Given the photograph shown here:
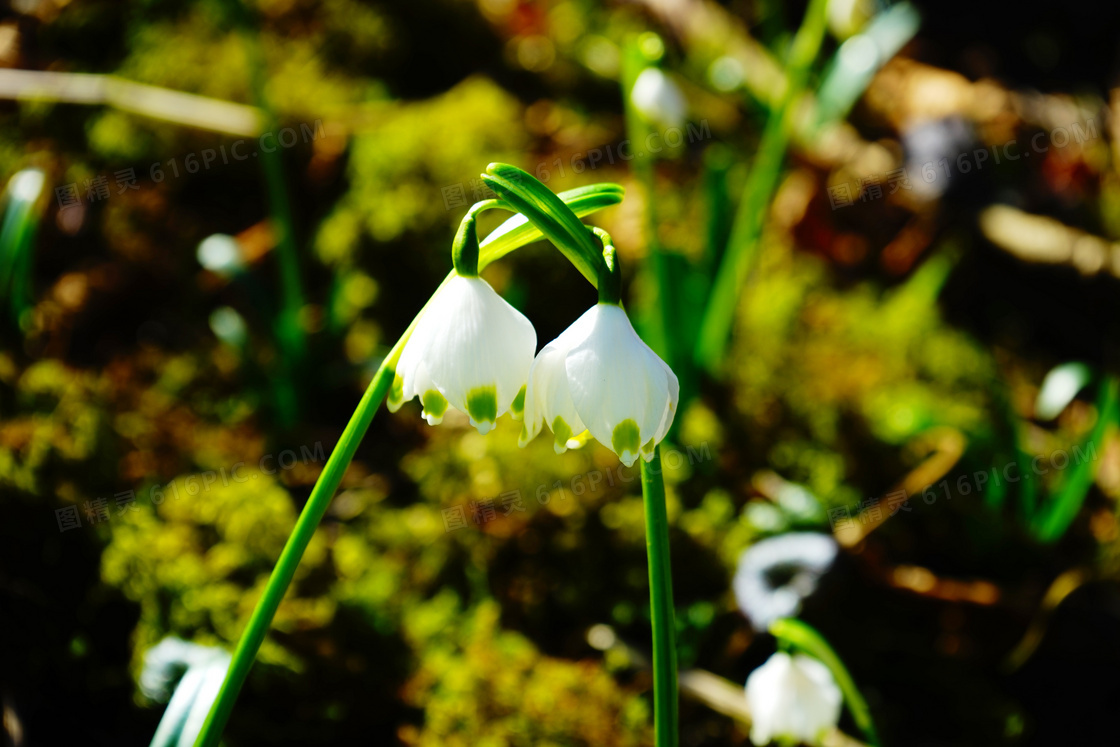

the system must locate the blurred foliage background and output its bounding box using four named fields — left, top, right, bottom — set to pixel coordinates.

left=4, top=0, right=1120, bottom=745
